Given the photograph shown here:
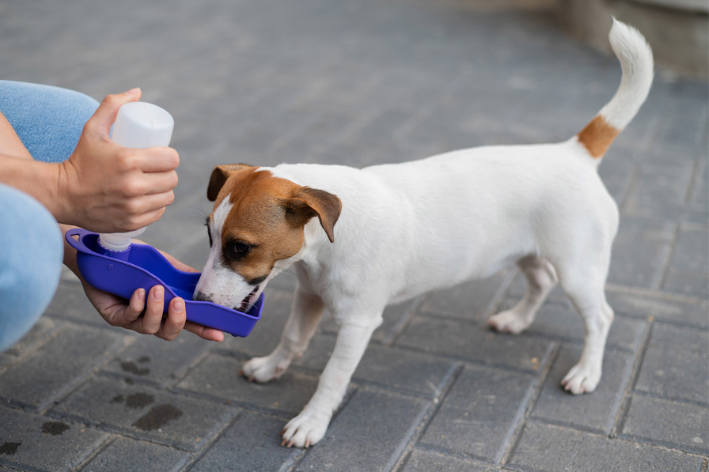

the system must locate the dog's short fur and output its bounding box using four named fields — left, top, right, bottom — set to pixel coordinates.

left=195, top=20, right=653, bottom=448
